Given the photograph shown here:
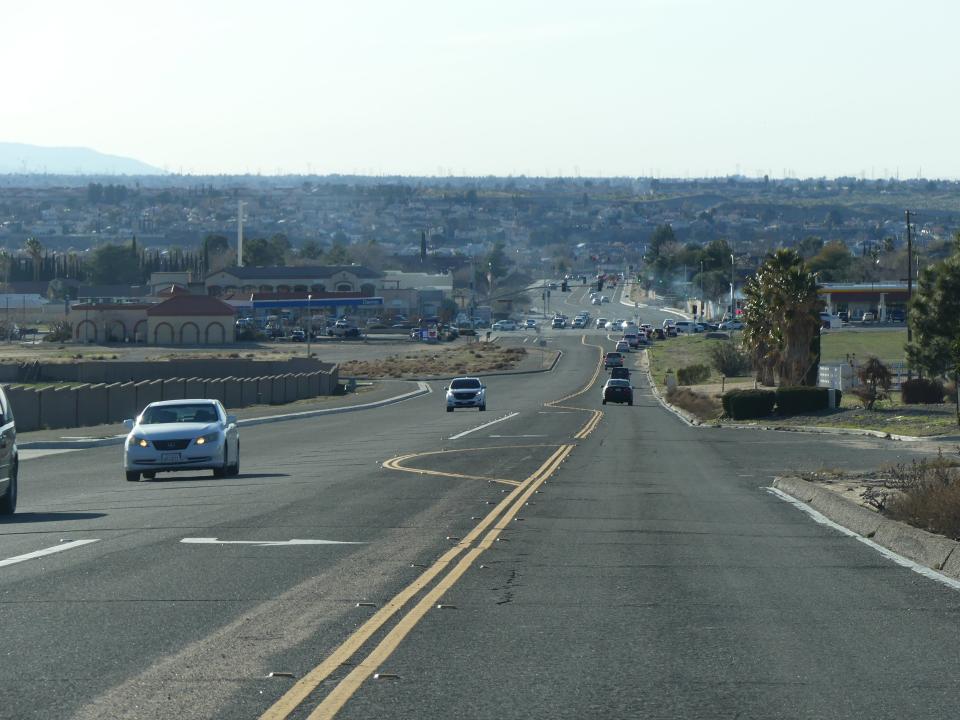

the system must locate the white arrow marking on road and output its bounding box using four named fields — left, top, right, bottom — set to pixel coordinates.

left=447, top=412, right=519, bottom=440
left=0, top=539, right=99, bottom=568
left=180, top=538, right=365, bottom=546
